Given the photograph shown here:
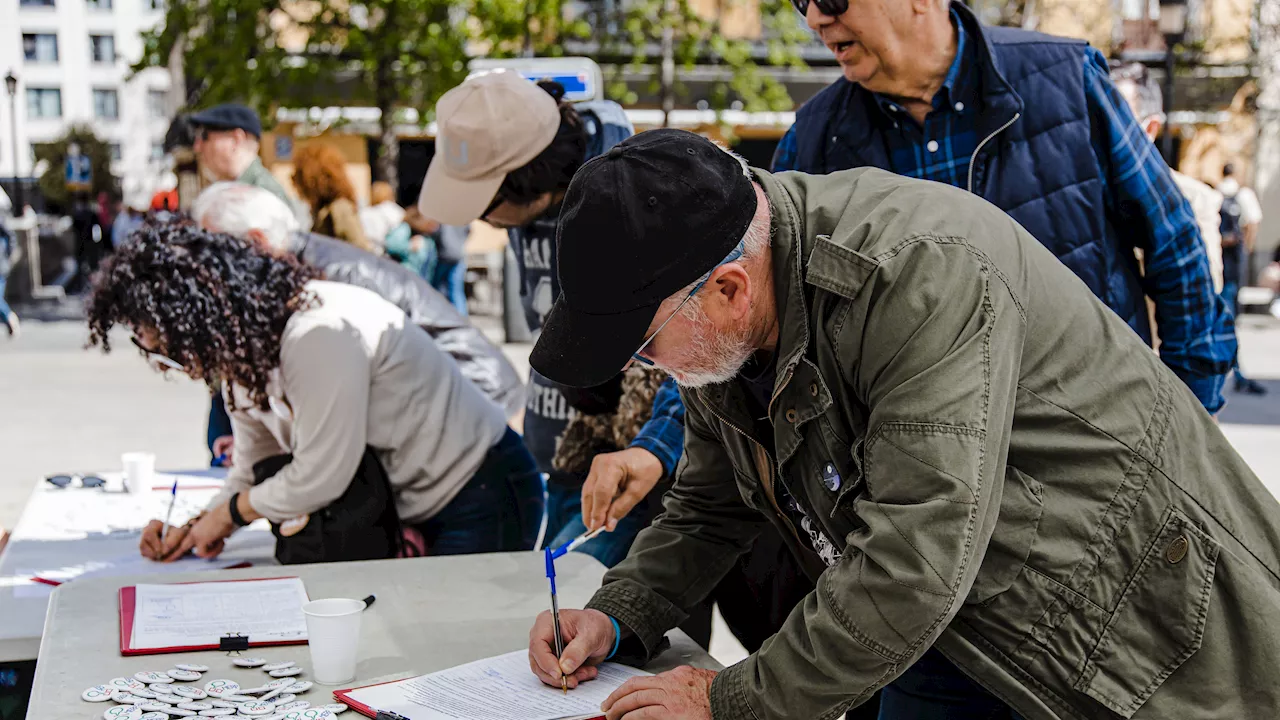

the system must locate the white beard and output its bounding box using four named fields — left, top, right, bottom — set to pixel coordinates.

left=660, top=303, right=756, bottom=389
